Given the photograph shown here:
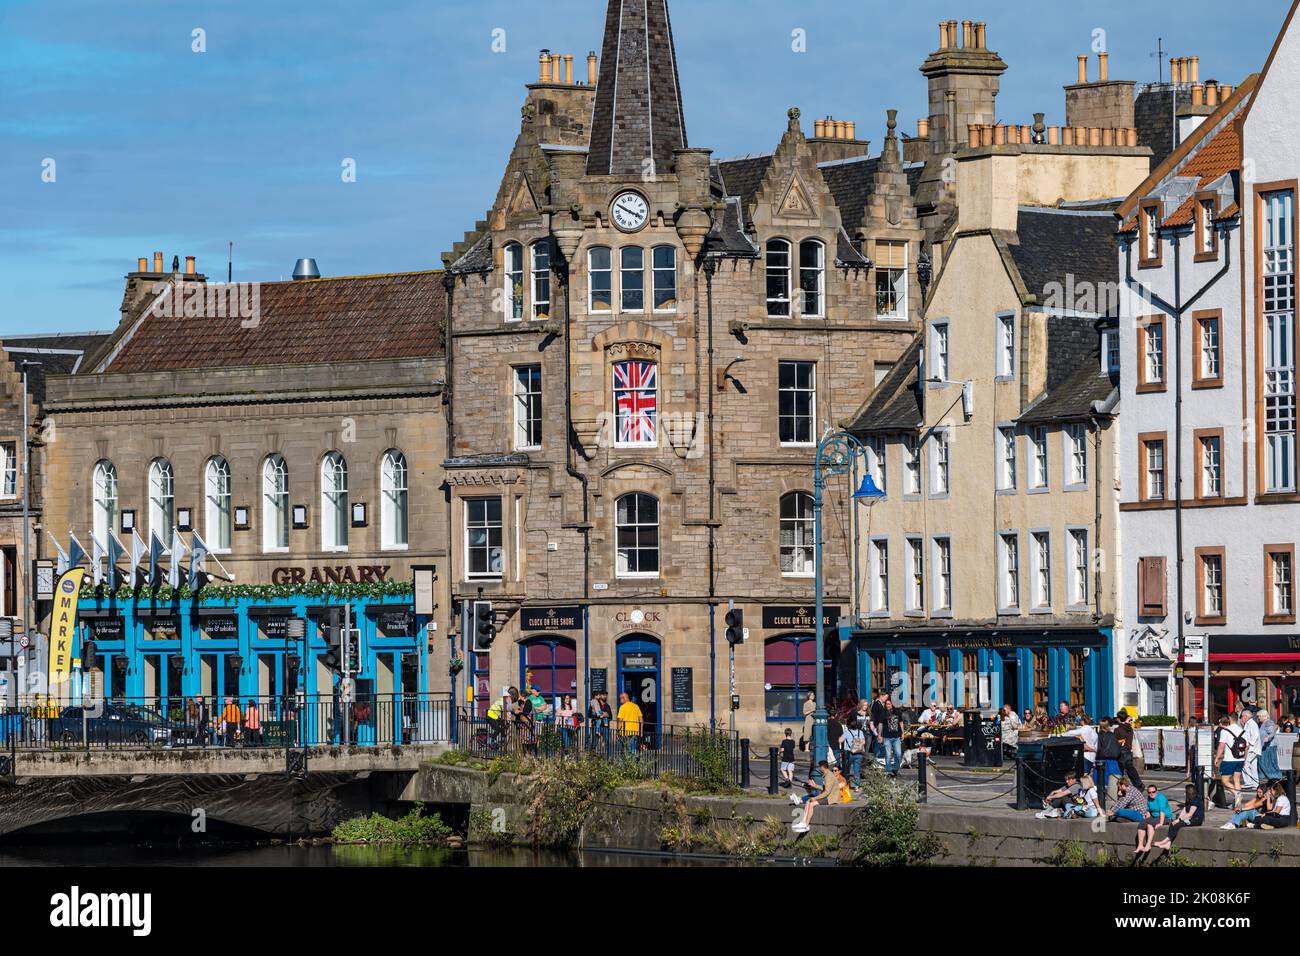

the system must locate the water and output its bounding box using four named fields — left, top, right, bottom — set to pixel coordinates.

left=0, top=842, right=770, bottom=868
